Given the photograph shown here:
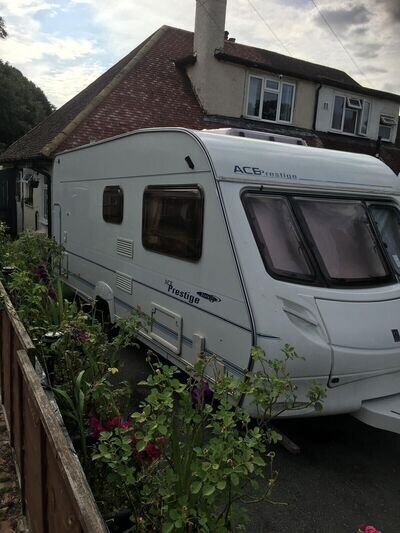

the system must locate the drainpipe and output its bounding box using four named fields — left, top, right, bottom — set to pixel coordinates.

left=313, top=84, right=322, bottom=131
left=375, top=136, right=382, bottom=159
